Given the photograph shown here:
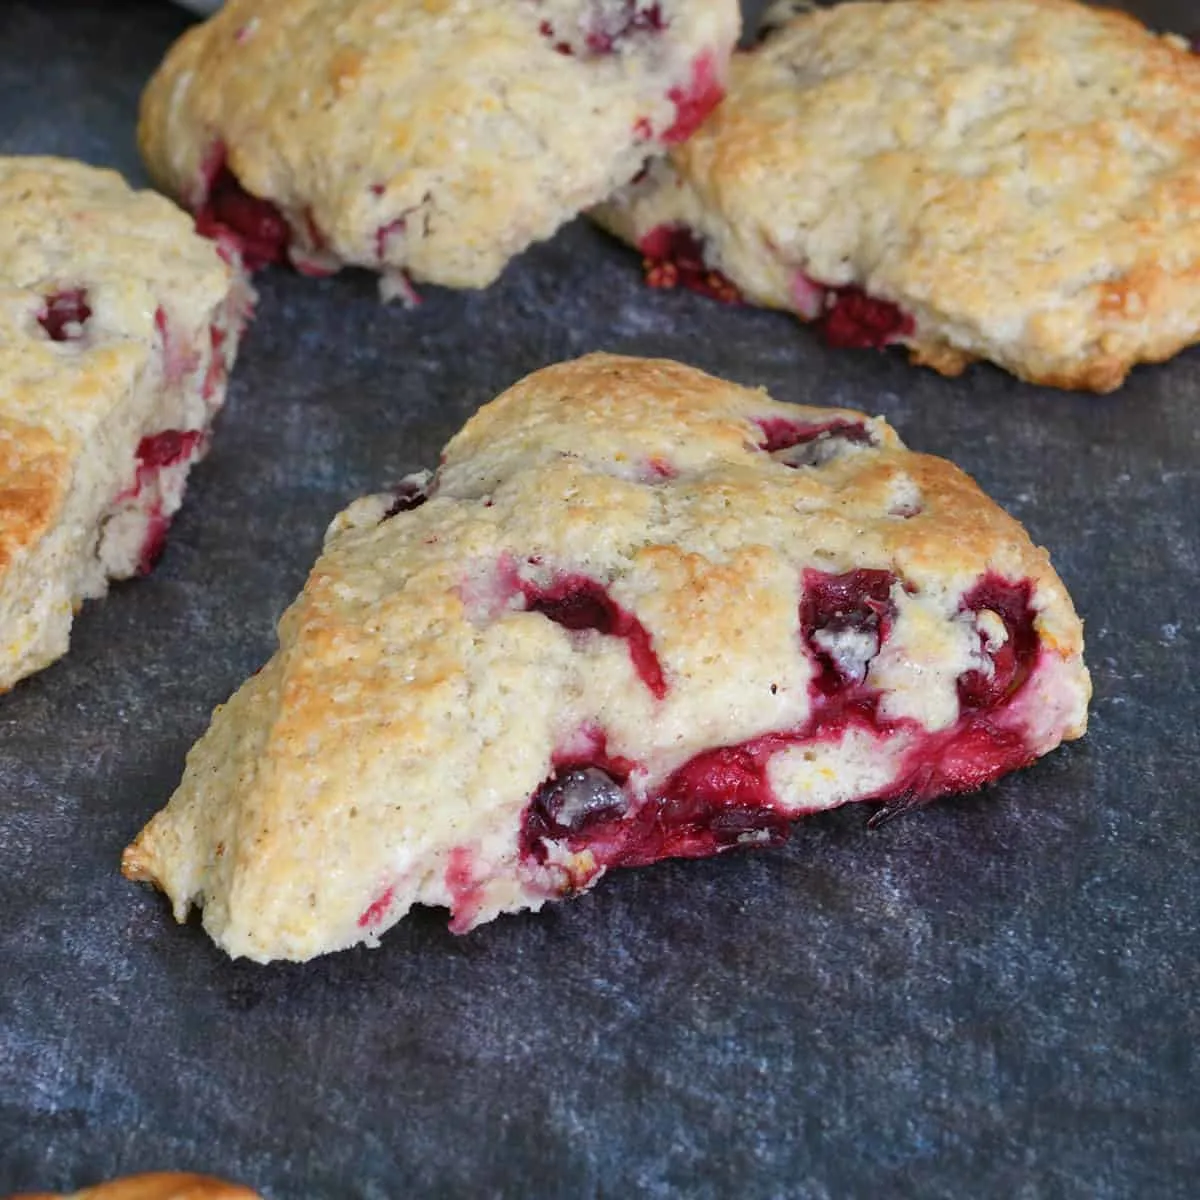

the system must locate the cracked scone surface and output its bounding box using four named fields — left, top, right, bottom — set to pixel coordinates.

left=139, top=0, right=741, bottom=292
left=124, top=354, right=1090, bottom=964
left=0, top=157, right=252, bottom=692
left=592, top=0, right=1200, bottom=391
left=15, top=1172, right=261, bottom=1200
